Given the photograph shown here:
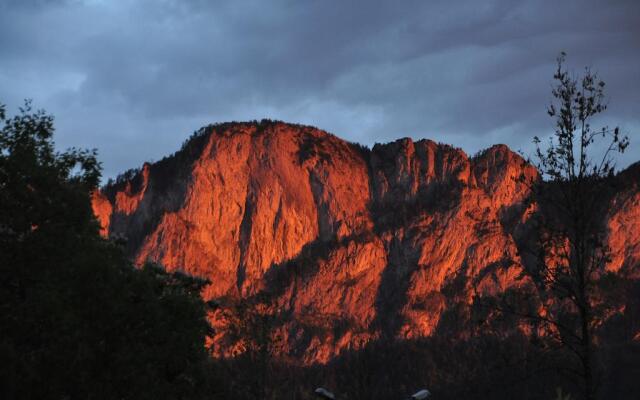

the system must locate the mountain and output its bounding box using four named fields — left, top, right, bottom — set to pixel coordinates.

left=92, top=120, right=640, bottom=364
